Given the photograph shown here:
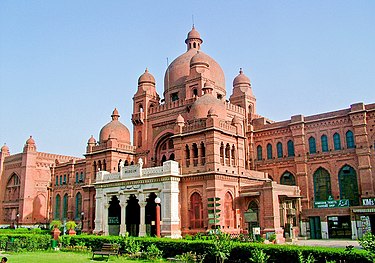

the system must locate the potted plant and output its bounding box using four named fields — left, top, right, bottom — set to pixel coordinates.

left=66, top=220, right=77, bottom=235
left=50, top=220, right=62, bottom=240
